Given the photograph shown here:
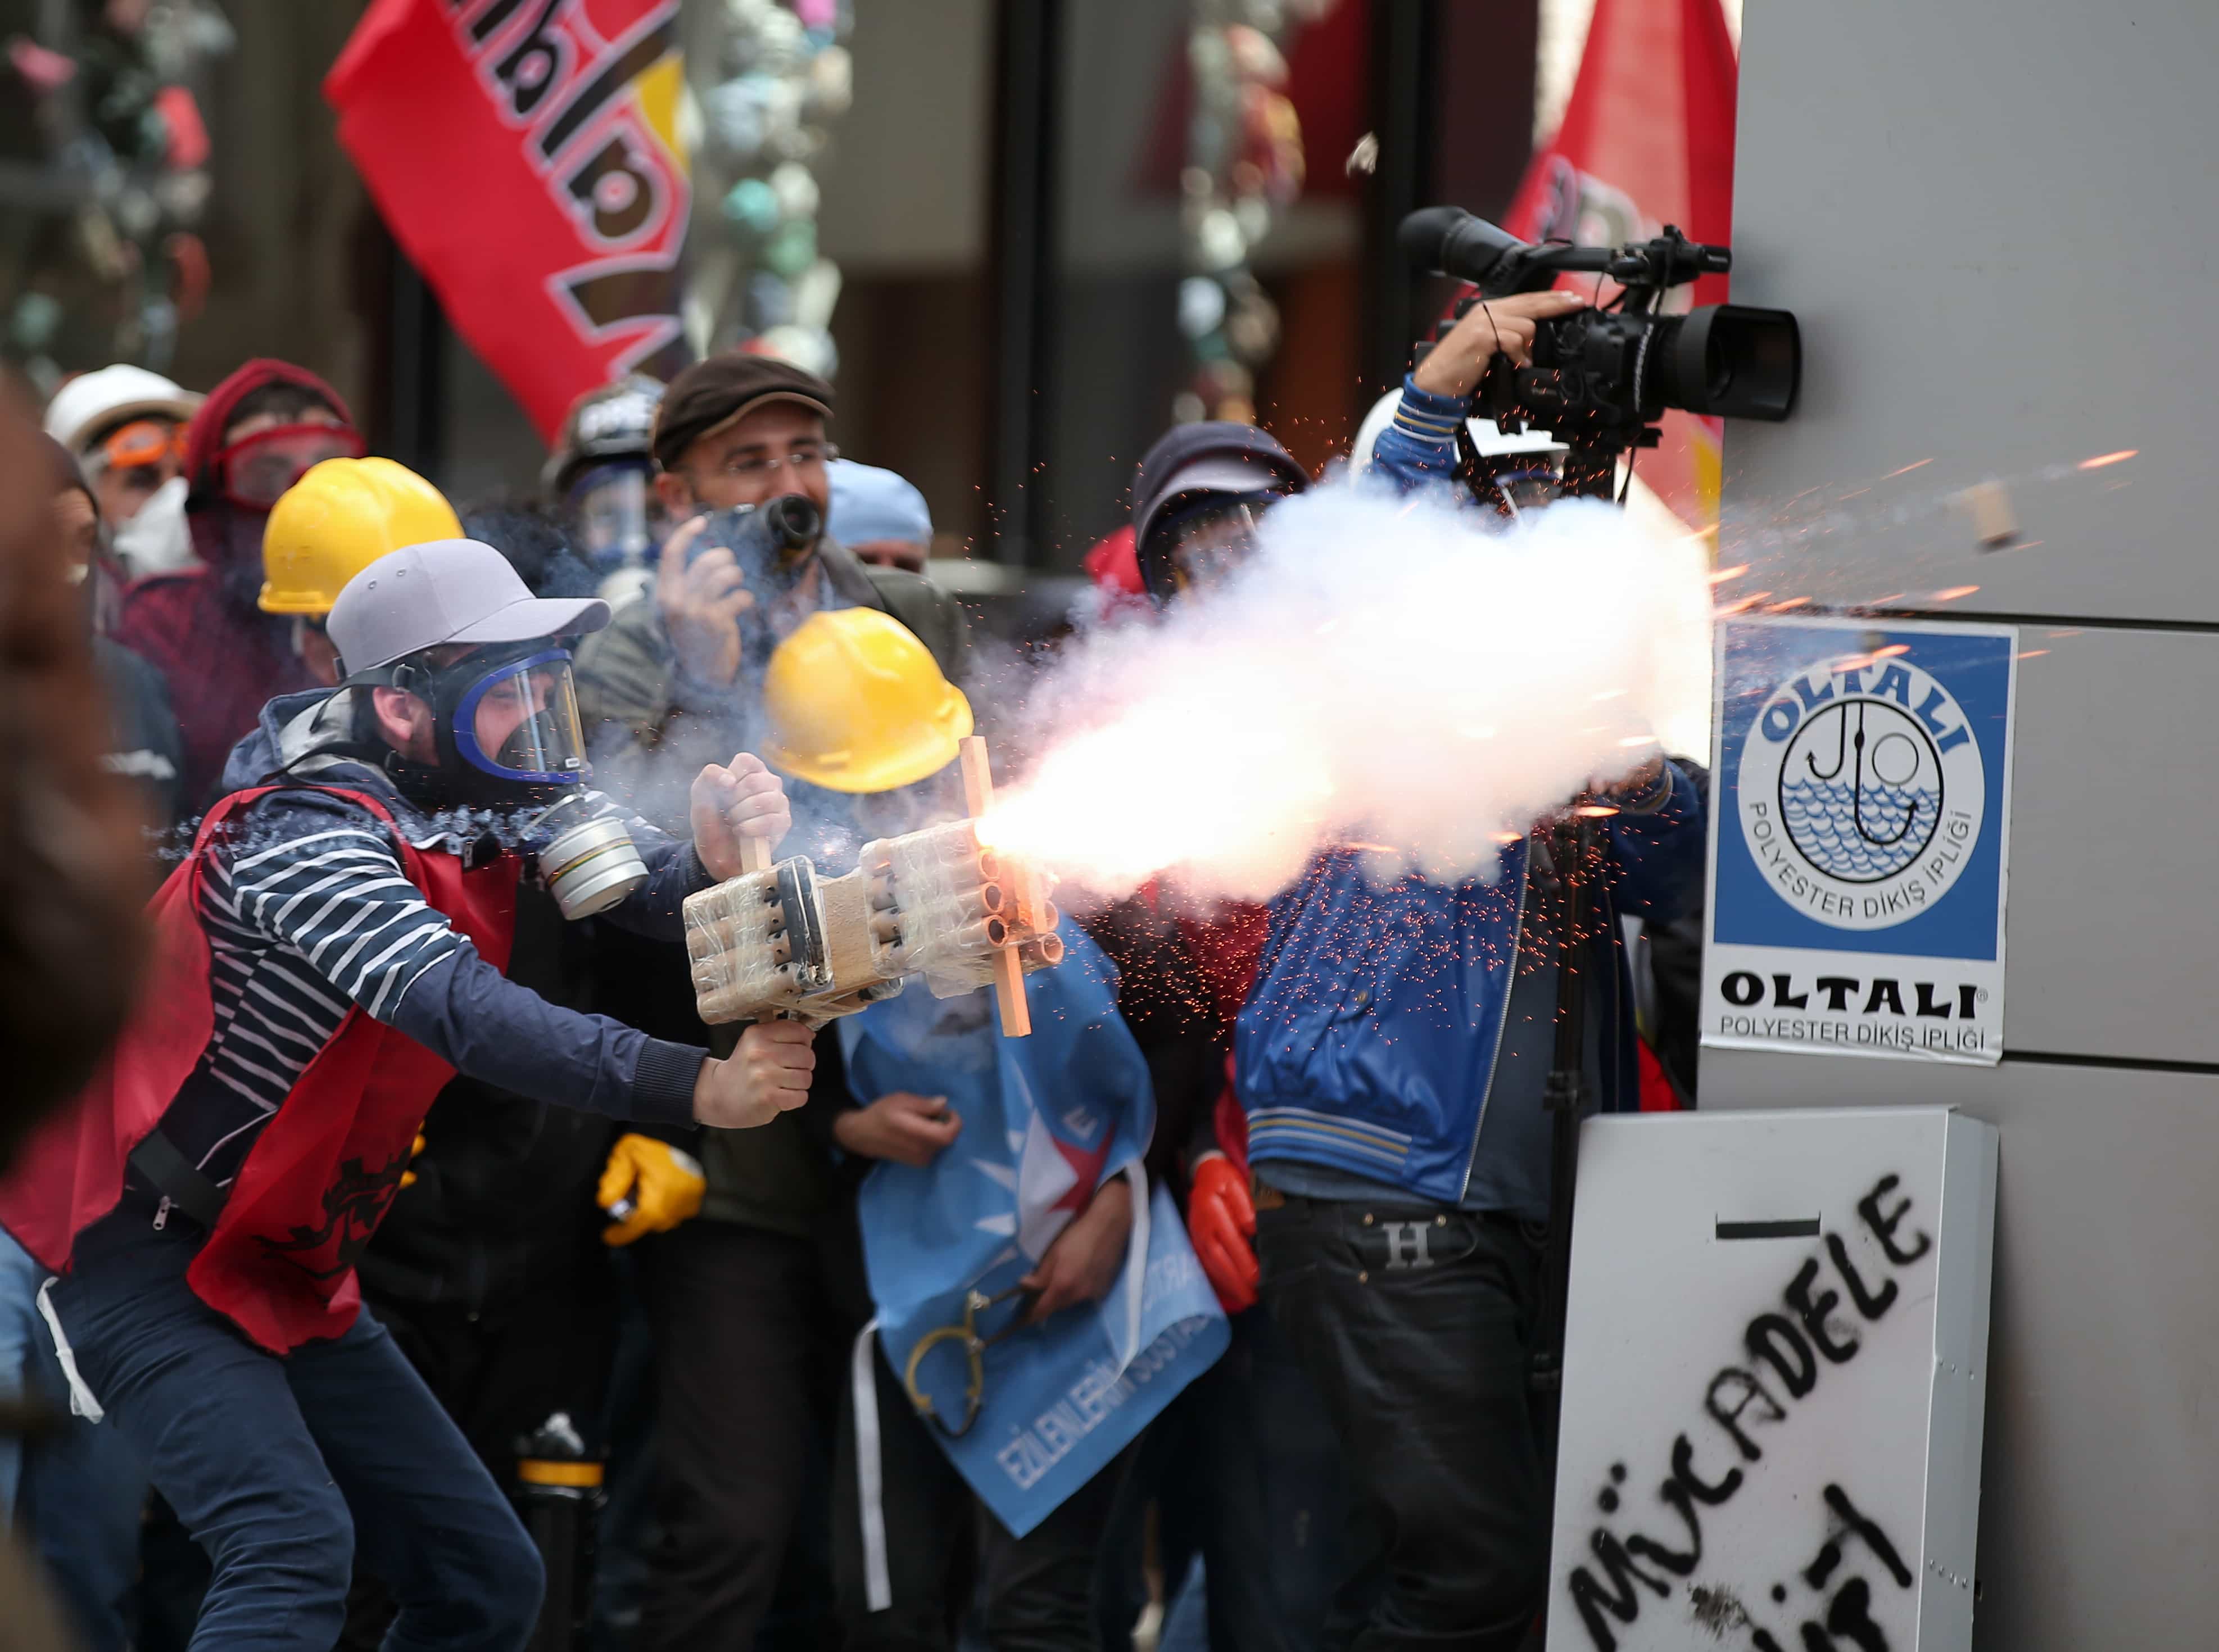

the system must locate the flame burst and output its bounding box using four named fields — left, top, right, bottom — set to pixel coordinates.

left=976, top=489, right=1708, bottom=906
